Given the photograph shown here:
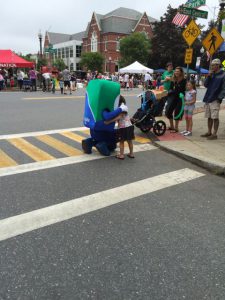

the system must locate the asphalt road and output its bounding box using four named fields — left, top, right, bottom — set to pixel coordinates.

left=0, top=87, right=206, bottom=135
left=1, top=88, right=225, bottom=300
